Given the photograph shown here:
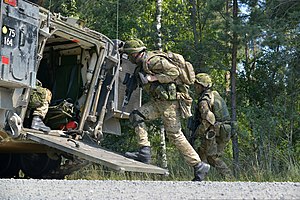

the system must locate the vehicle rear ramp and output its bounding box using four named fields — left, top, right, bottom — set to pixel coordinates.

left=23, top=129, right=168, bottom=176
